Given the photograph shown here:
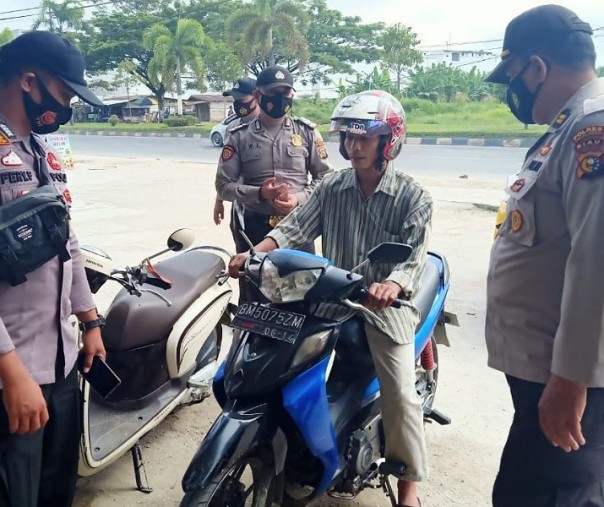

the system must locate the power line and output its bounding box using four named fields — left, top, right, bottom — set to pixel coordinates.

left=0, top=0, right=114, bottom=23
